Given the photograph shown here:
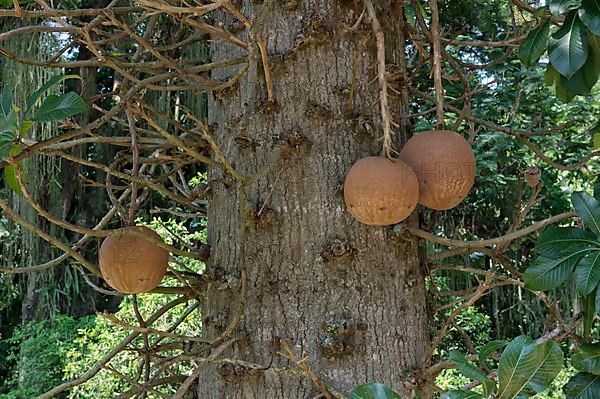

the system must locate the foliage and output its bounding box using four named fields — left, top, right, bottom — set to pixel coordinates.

left=518, top=1, right=600, bottom=101
left=0, top=315, right=94, bottom=398
left=441, top=335, right=564, bottom=399
left=350, top=384, right=403, bottom=399
left=0, top=75, right=85, bottom=194
left=524, top=191, right=600, bottom=335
